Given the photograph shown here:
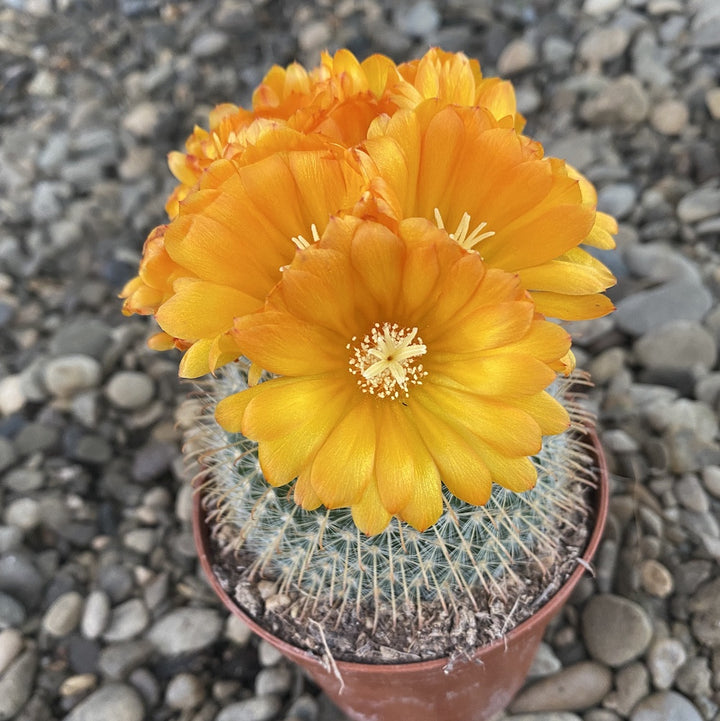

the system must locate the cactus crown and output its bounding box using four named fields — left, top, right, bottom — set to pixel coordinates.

left=184, top=363, right=599, bottom=661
